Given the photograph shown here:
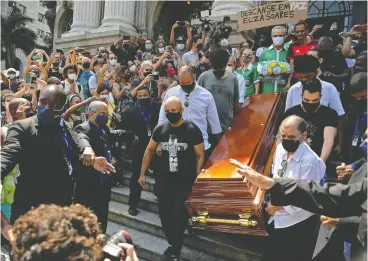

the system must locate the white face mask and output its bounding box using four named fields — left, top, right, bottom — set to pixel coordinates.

left=78, top=65, right=82, bottom=69
left=226, top=66, right=234, bottom=73
left=110, top=59, right=117, bottom=66
left=129, top=65, right=136, bottom=73
left=68, top=73, right=77, bottom=80
left=100, top=94, right=108, bottom=100
left=158, top=48, right=165, bottom=54
left=272, top=36, right=285, bottom=46
left=8, top=74, right=16, bottom=79
left=177, top=44, right=185, bottom=50
left=5, top=102, right=10, bottom=109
